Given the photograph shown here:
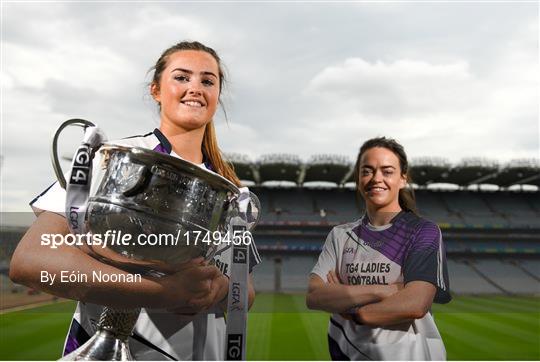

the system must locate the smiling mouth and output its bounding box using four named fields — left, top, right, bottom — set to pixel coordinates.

left=367, top=186, right=387, bottom=192
left=181, top=100, right=204, bottom=108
